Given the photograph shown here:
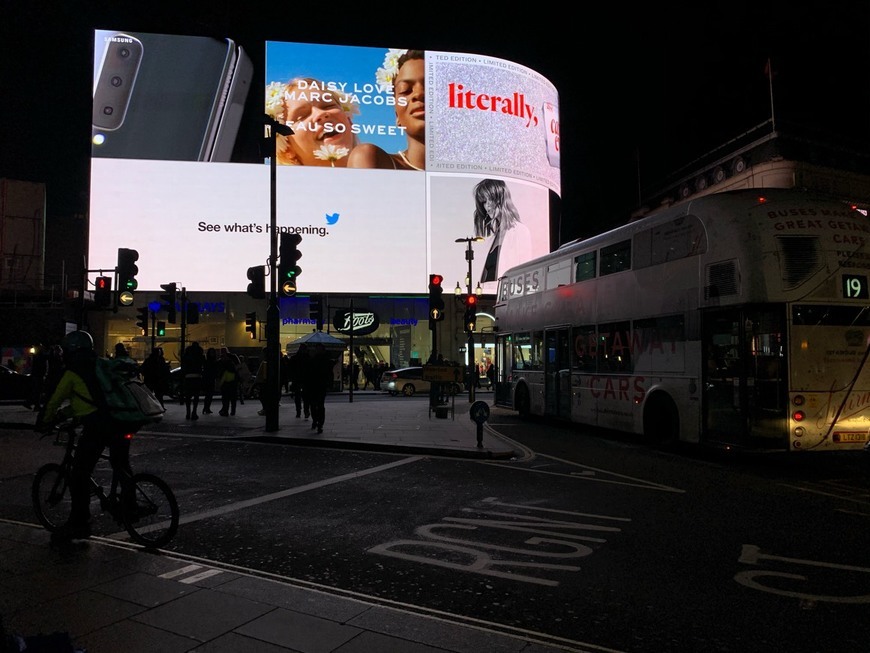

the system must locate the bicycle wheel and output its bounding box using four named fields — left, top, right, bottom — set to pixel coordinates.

left=124, top=473, right=179, bottom=548
left=32, top=463, right=71, bottom=532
